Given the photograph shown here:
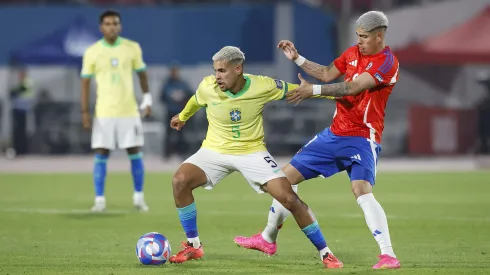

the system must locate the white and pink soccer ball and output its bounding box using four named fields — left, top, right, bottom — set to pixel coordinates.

left=136, top=232, right=171, bottom=265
